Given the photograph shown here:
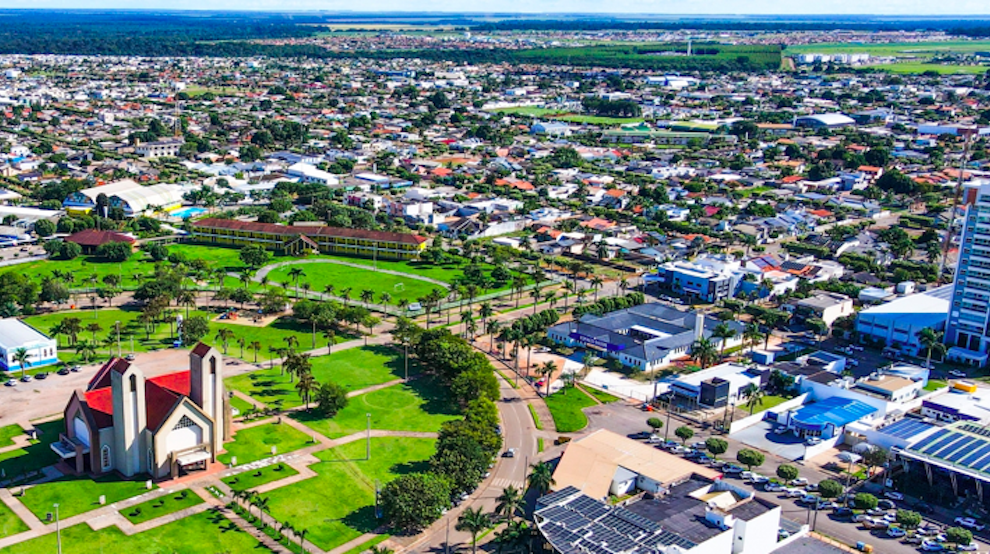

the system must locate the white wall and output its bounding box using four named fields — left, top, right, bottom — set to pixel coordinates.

left=729, top=394, right=809, bottom=435
left=734, top=505, right=783, bottom=554
left=803, top=433, right=843, bottom=460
